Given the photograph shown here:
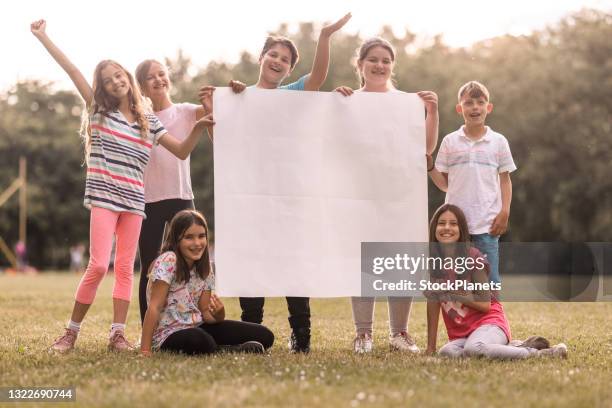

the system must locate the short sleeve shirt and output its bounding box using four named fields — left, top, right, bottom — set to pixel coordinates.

left=280, top=75, right=308, bottom=91
left=146, top=251, right=215, bottom=350
left=435, top=247, right=512, bottom=341
left=435, top=126, right=516, bottom=234
left=85, top=111, right=167, bottom=217
left=144, top=103, right=198, bottom=203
